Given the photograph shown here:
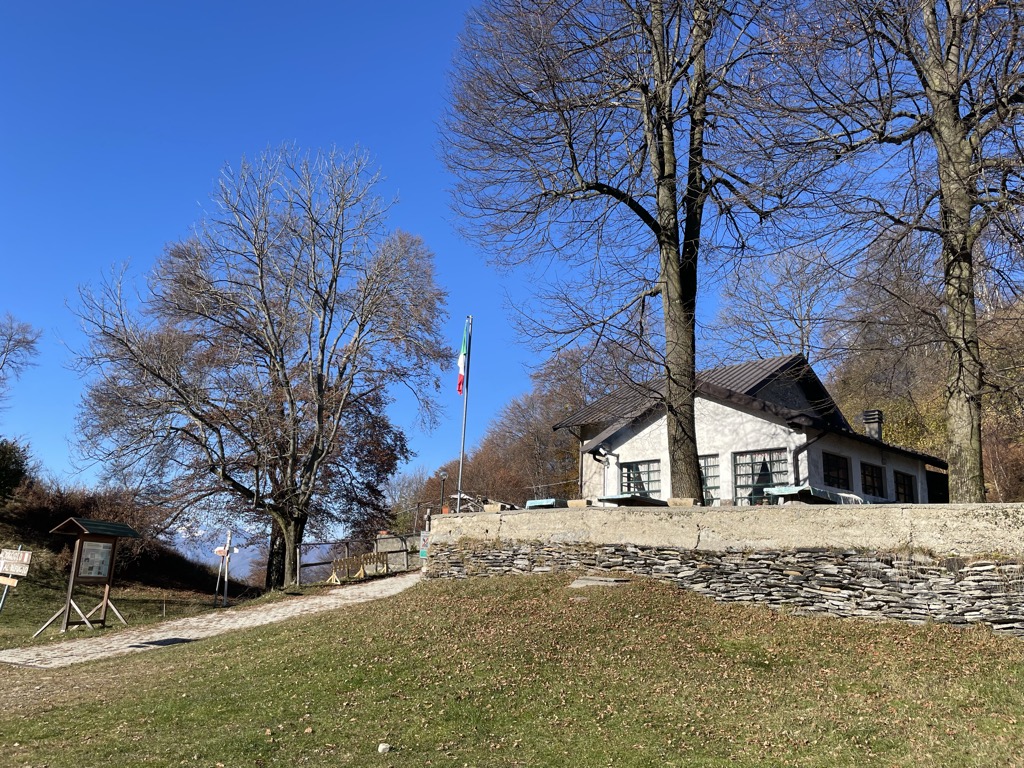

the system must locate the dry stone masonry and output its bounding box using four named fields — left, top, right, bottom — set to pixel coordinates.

left=425, top=504, right=1024, bottom=636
